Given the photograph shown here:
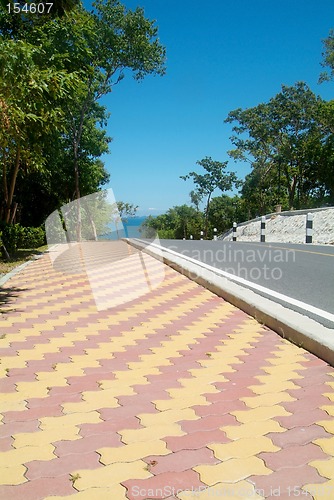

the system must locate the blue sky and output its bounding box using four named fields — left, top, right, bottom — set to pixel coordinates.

left=88, top=0, right=334, bottom=215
